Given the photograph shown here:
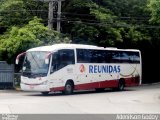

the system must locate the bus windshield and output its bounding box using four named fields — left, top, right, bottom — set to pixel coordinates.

left=22, top=51, right=50, bottom=78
